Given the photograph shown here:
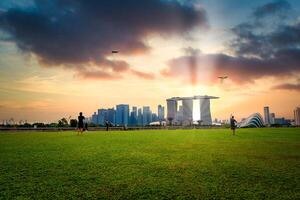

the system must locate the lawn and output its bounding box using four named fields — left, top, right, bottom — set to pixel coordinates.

left=0, top=128, right=299, bottom=199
